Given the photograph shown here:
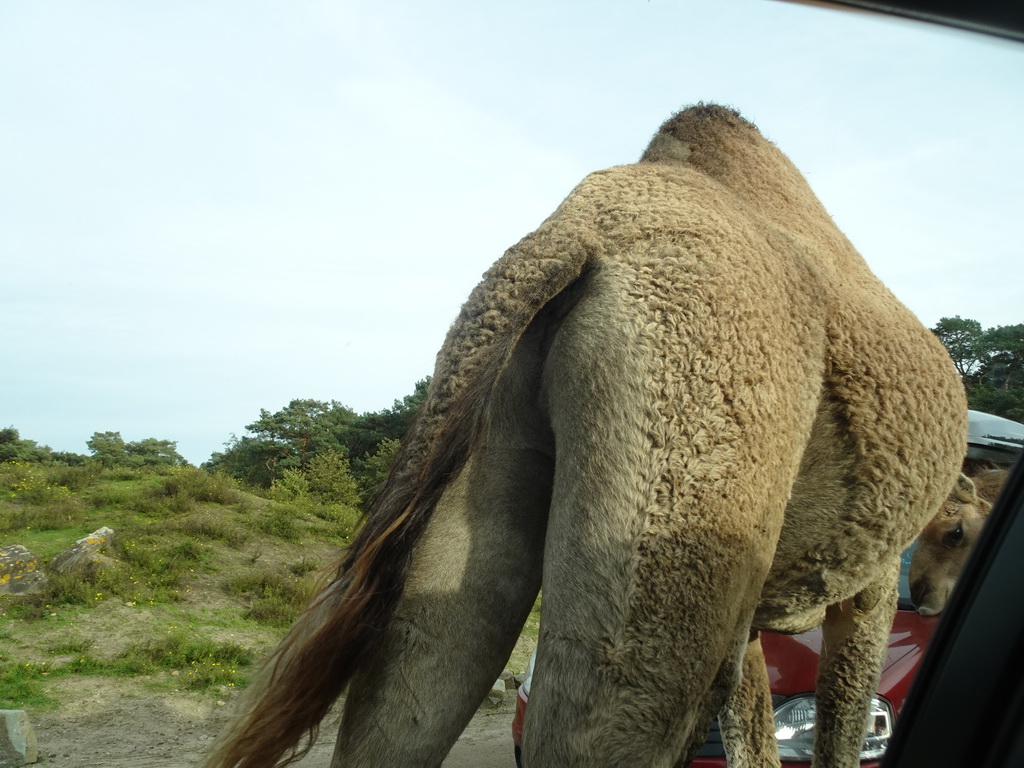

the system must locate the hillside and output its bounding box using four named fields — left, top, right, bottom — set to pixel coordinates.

left=0, top=463, right=539, bottom=766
